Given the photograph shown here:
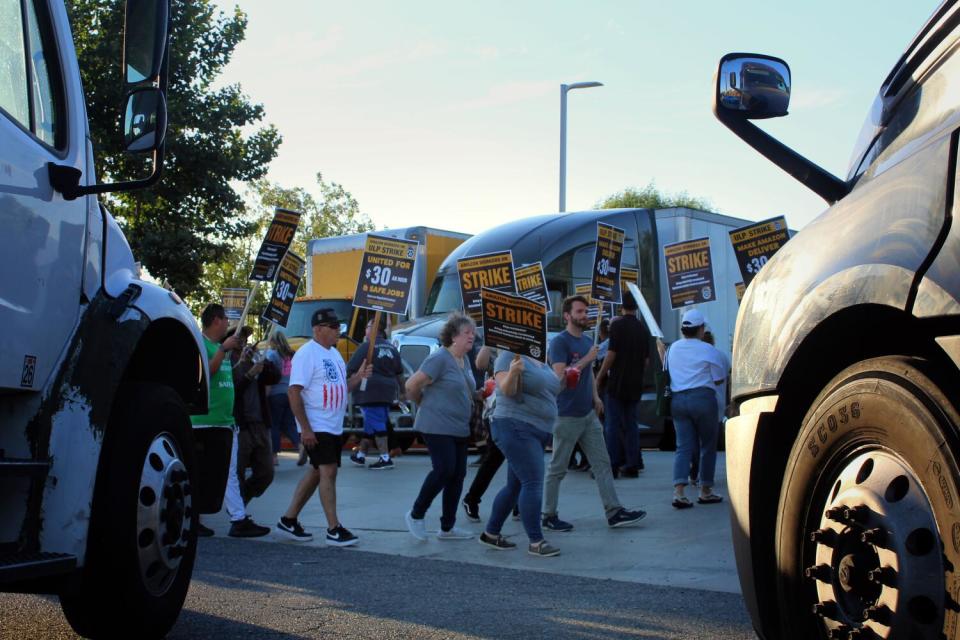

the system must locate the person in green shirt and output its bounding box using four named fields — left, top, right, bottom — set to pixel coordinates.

left=192, top=304, right=271, bottom=538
